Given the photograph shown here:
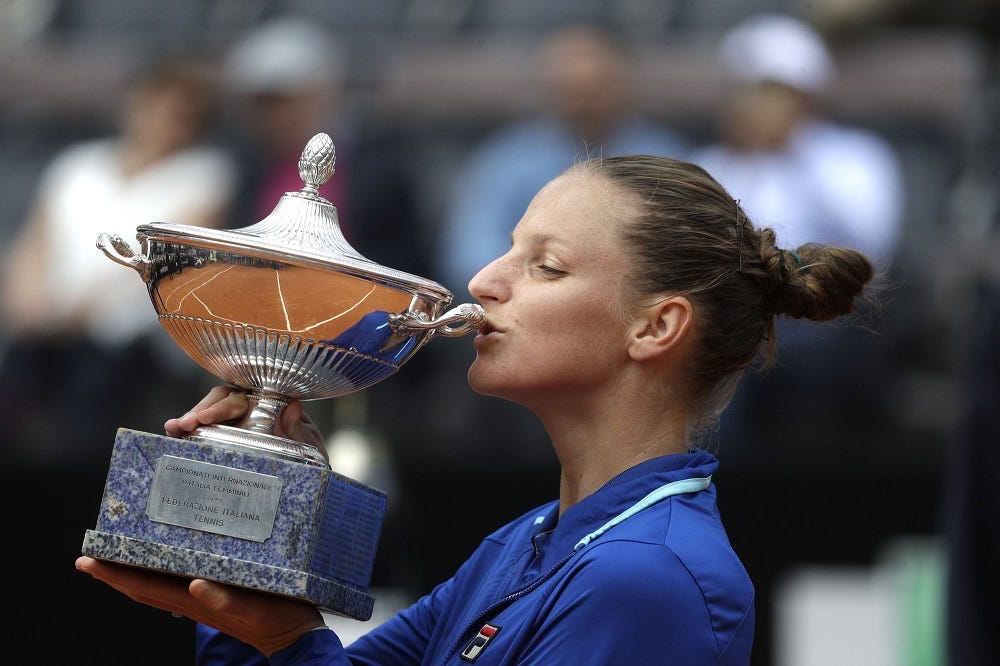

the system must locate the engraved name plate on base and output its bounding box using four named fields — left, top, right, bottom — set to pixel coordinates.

left=82, top=428, right=387, bottom=619
left=147, top=456, right=282, bottom=542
